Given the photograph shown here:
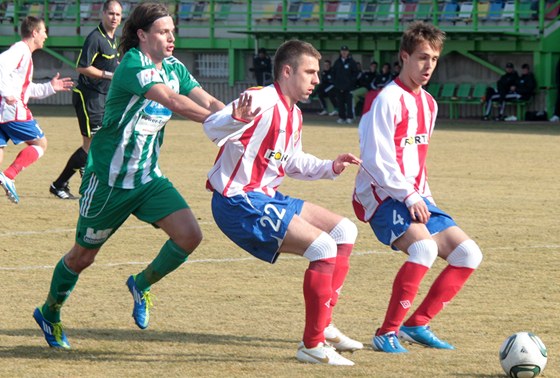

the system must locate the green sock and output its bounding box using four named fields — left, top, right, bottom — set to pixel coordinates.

left=135, top=239, right=190, bottom=292
left=41, top=258, right=79, bottom=323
